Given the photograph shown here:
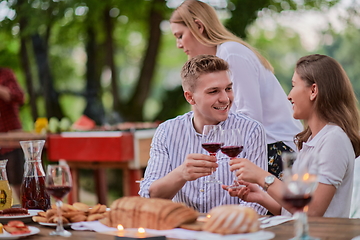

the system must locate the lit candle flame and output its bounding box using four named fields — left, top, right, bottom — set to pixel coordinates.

left=117, top=224, right=124, bottom=231
left=206, top=214, right=211, bottom=219
left=303, top=206, right=309, bottom=212
left=303, top=173, right=310, bottom=181
left=138, top=227, right=145, bottom=234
